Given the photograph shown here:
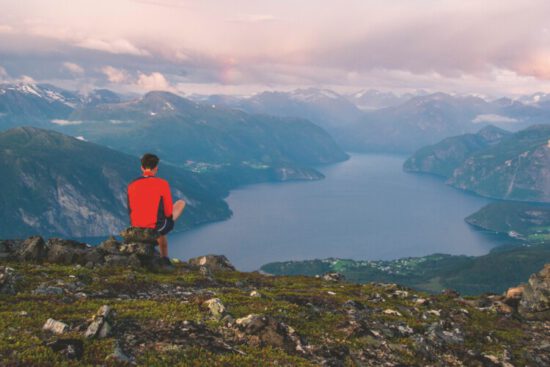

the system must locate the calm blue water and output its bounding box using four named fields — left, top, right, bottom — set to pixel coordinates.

left=170, top=154, right=503, bottom=271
